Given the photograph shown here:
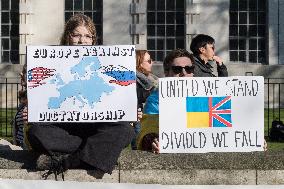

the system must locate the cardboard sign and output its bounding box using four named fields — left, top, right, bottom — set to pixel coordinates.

left=159, top=77, right=264, bottom=153
left=27, top=45, right=137, bottom=122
